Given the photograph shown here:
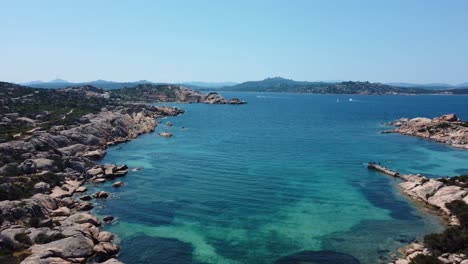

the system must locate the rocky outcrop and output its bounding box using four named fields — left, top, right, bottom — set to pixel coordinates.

left=371, top=165, right=468, bottom=263
left=110, top=83, right=246, bottom=105
left=386, top=113, right=468, bottom=149
left=19, top=212, right=117, bottom=264
left=228, top=98, right=247, bottom=105
left=399, top=174, right=468, bottom=222
left=0, top=104, right=186, bottom=263
left=158, top=132, right=172, bottom=137
left=0, top=105, right=183, bottom=200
